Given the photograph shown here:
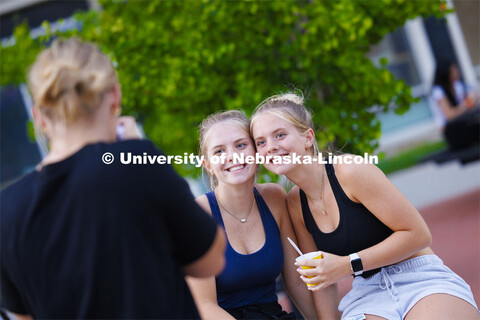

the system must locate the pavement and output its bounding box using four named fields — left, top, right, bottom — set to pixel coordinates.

left=388, top=160, right=480, bottom=209
left=338, top=159, right=480, bottom=307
